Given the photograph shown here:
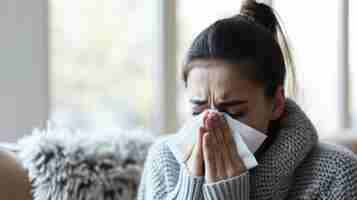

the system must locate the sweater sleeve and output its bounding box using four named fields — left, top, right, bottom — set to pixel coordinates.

left=202, top=172, right=250, bottom=200
left=136, top=141, right=204, bottom=200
